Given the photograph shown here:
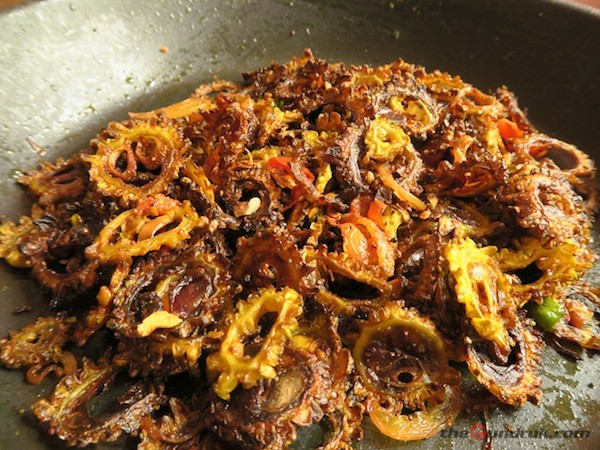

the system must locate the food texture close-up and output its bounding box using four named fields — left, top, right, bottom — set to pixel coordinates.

left=0, top=1, right=598, bottom=450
